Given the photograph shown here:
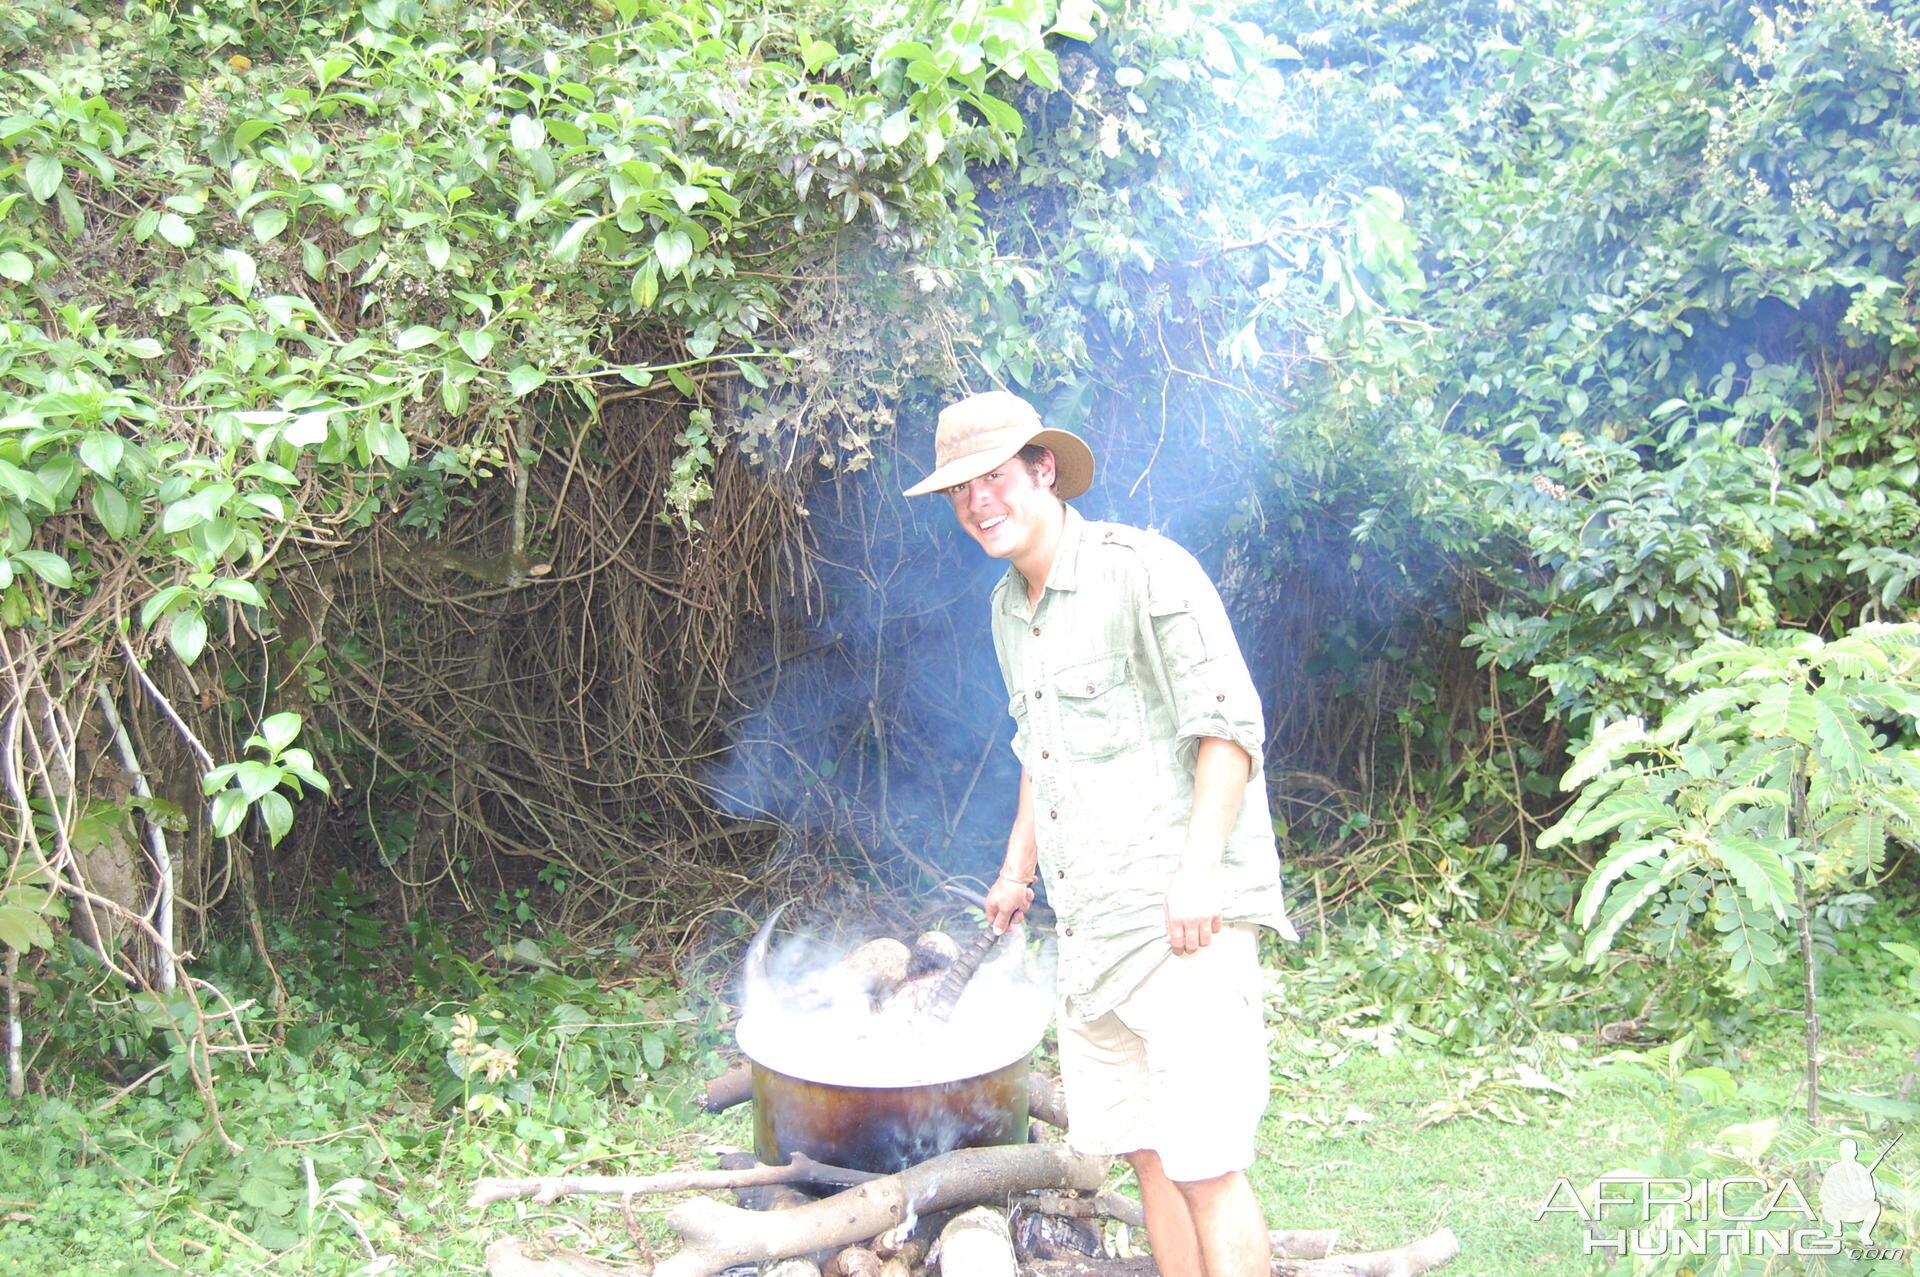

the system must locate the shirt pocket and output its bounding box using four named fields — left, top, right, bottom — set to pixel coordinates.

left=1053, top=650, right=1139, bottom=761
